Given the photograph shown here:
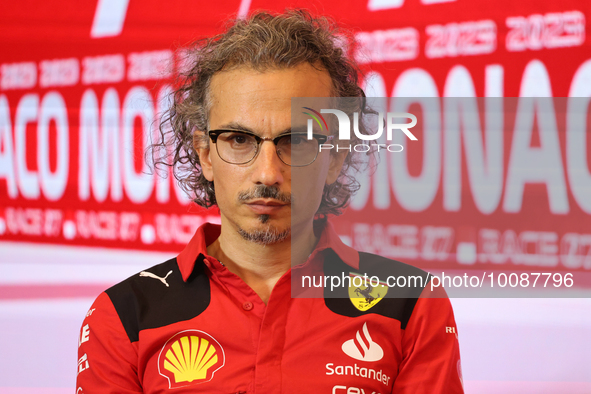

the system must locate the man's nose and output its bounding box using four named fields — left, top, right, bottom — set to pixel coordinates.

left=251, top=141, right=286, bottom=185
